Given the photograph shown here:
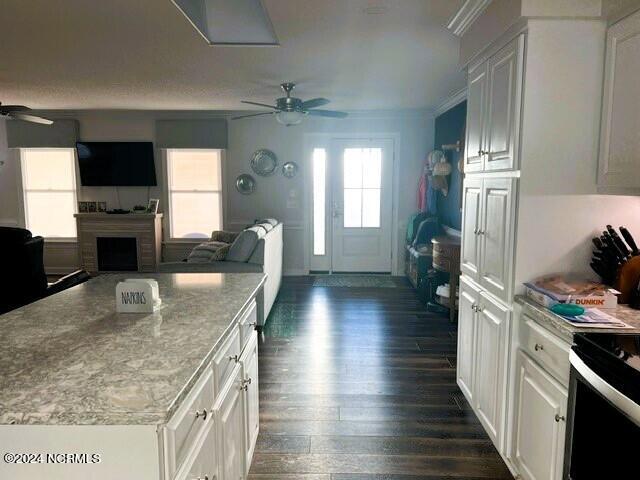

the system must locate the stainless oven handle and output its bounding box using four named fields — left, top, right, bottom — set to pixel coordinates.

left=570, top=350, right=640, bottom=426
